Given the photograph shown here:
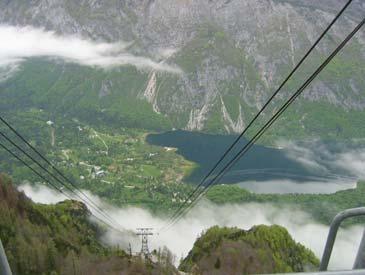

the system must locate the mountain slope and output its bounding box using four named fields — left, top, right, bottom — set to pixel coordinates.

left=179, top=225, right=319, bottom=274
left=0, top=174, right=178, bottom=275
left=0, top=0, right=364, bottom=138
